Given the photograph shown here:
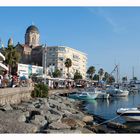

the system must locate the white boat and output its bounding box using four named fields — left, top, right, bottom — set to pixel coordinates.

left=106, top=86, right=129, bottom=97
left=116, top=107, right=140, bottom=122
left=96, top=90, right=110, bottom=99
left=78, top=91, right=98, bottom=100
left=77, top=87, right=109, bottom=99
